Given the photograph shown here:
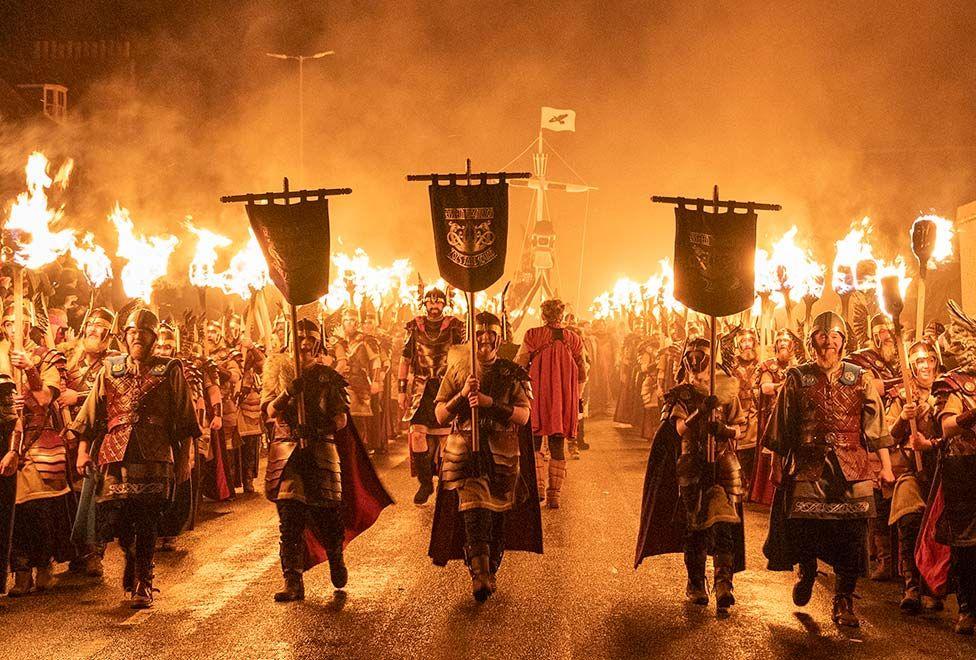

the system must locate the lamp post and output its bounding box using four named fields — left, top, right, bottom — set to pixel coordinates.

left=266, top=50, right=335, bottom=184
